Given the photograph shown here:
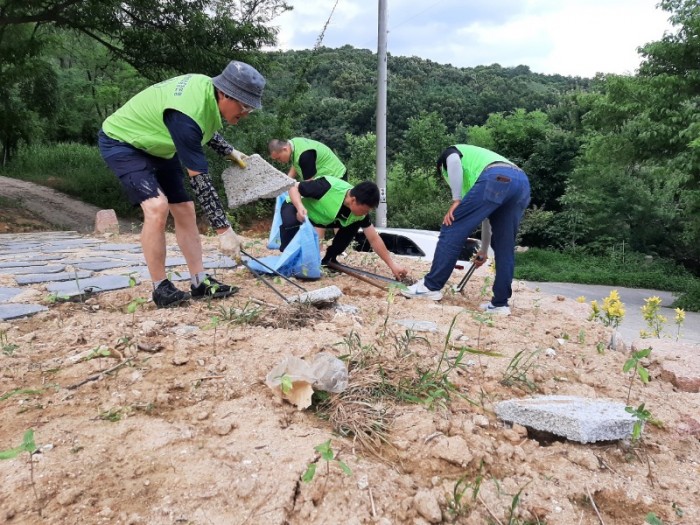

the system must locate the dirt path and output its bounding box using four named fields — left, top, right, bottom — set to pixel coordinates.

left=0, top=176, right=137, bottom=233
